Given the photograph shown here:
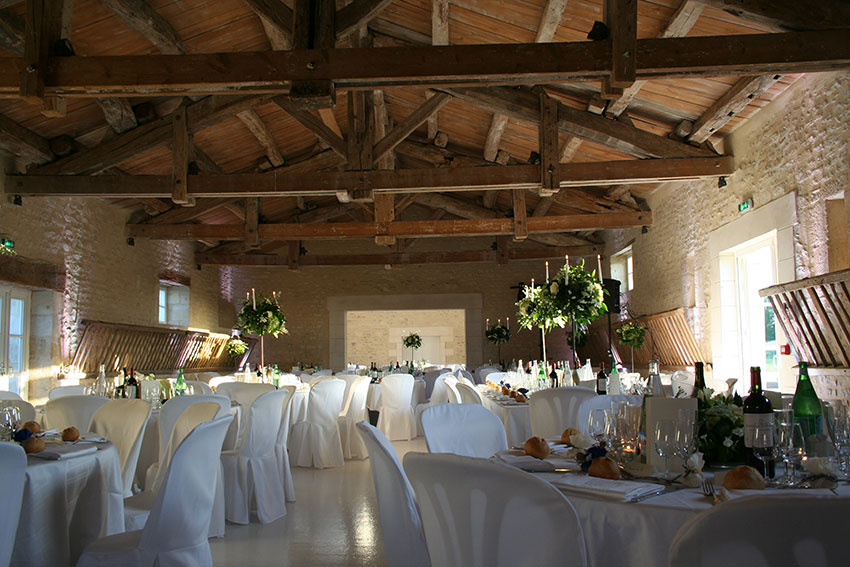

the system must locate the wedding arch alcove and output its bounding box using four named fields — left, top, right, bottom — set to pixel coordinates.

left=327, top=294, right=483, bottom=370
